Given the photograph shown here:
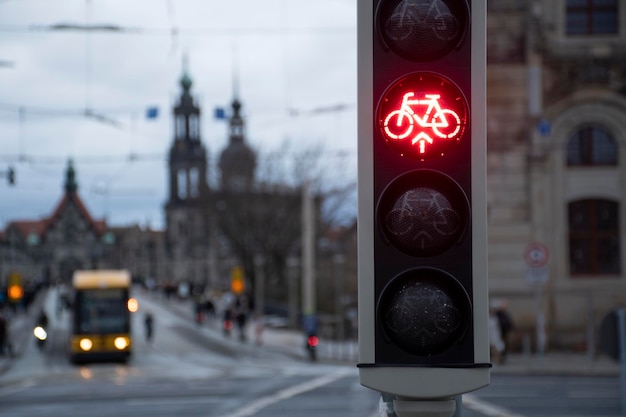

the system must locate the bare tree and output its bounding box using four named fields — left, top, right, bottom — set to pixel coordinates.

left=213, top=141, right=355, bottom=308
